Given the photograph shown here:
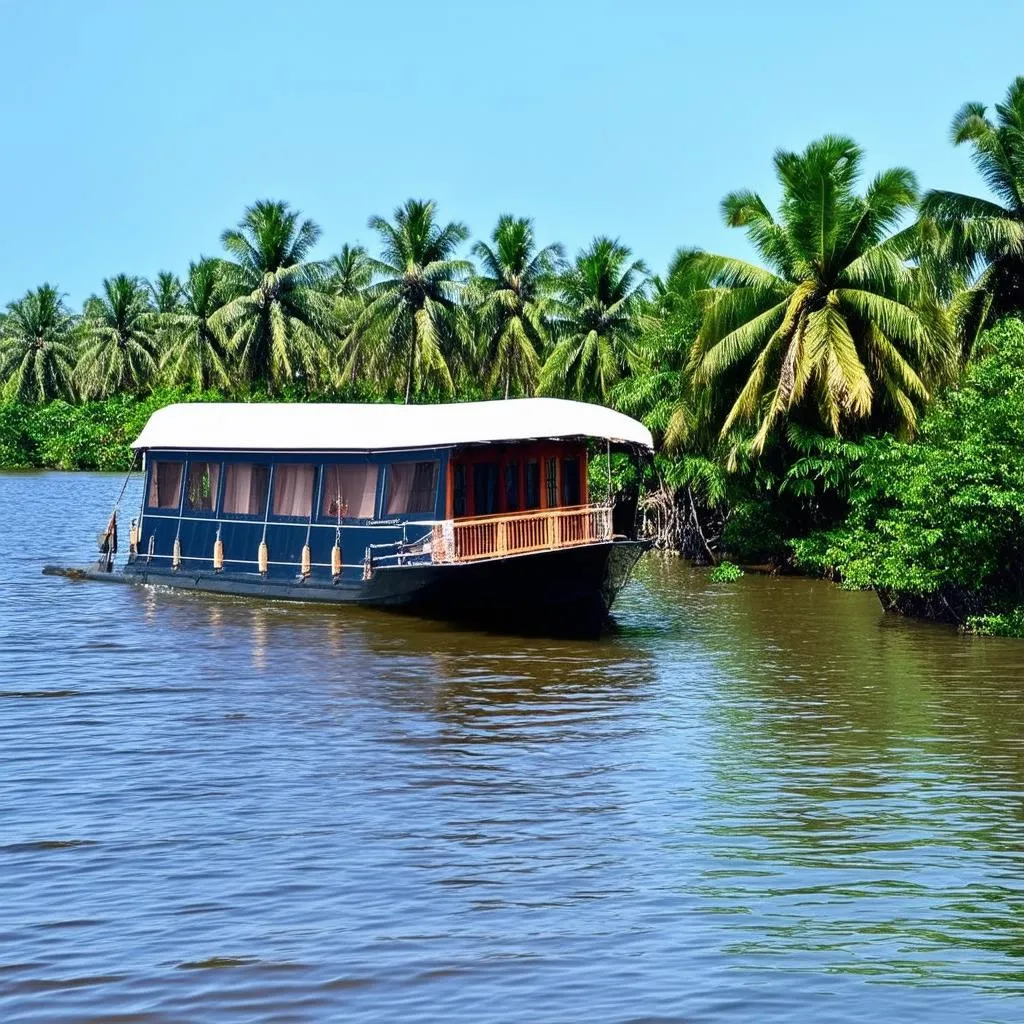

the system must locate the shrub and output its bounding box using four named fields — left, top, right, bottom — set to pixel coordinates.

left=793, top=317, right=1024, bottom=633
left=0, top=388, right=226, bottom=471
left=708, top=560, right=744, bottom=583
